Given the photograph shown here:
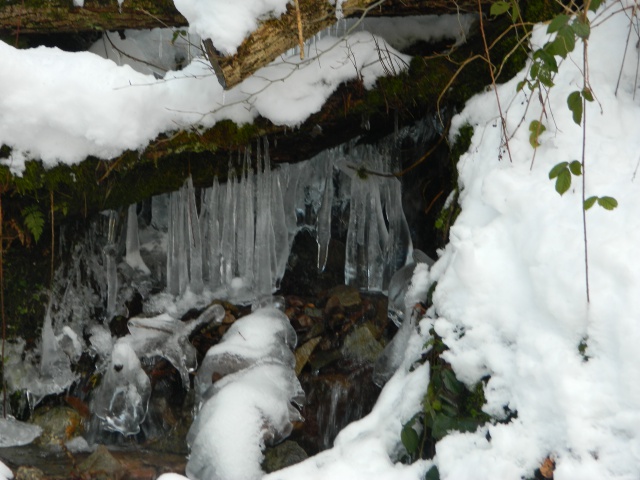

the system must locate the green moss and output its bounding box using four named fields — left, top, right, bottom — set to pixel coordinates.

left=451, top=124, right=474, bottom=164
left=521, top=0, right=564, bottom=23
